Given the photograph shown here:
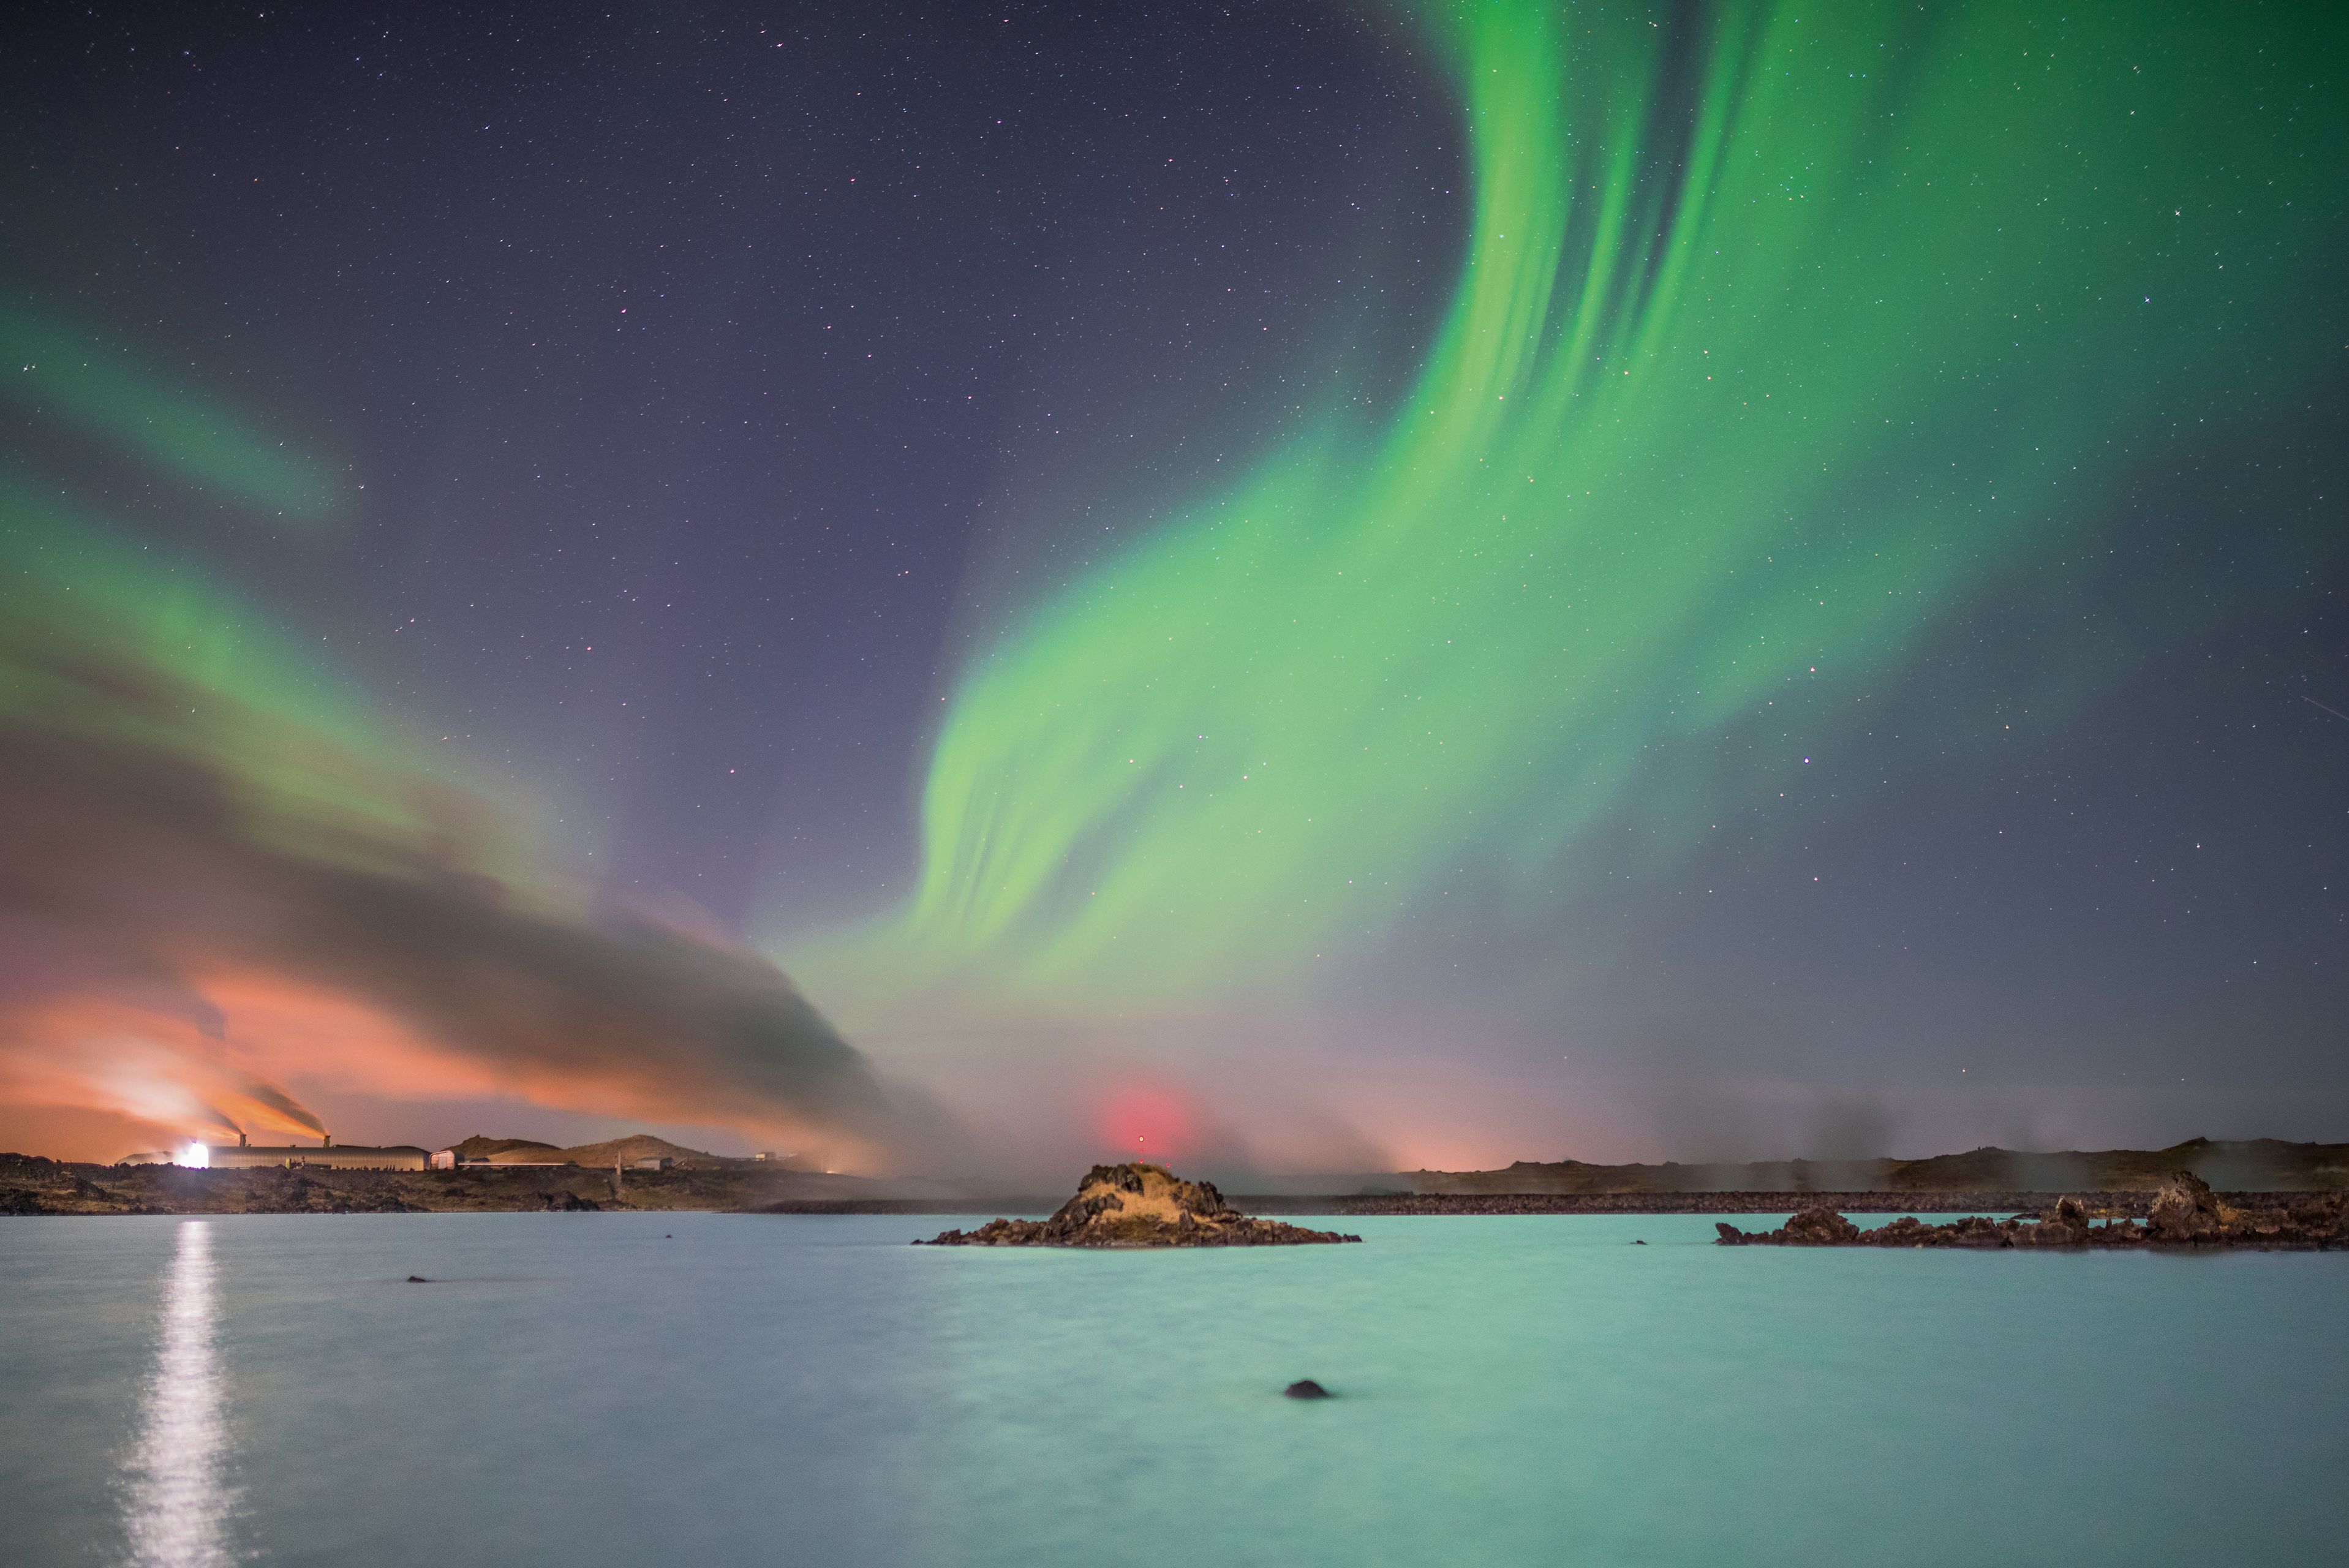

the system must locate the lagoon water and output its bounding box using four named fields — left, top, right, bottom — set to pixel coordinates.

left=3, top=1213, right=2342, bottom=1567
